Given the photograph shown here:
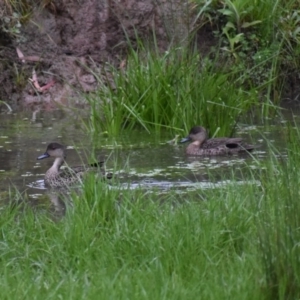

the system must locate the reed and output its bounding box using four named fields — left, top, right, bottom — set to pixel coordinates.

left=87, top=47, right=258, bottom=137
left=2, top=124, right=300, bottom=298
